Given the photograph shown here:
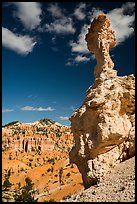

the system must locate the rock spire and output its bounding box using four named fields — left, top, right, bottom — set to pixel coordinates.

left=69, top=14, right=135, bottom=189
left=85, top=13, right=116, bottom=79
